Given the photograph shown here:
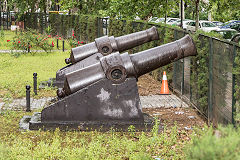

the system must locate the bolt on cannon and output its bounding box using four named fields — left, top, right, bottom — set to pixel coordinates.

left=21, top=29, right=197, bottom=131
